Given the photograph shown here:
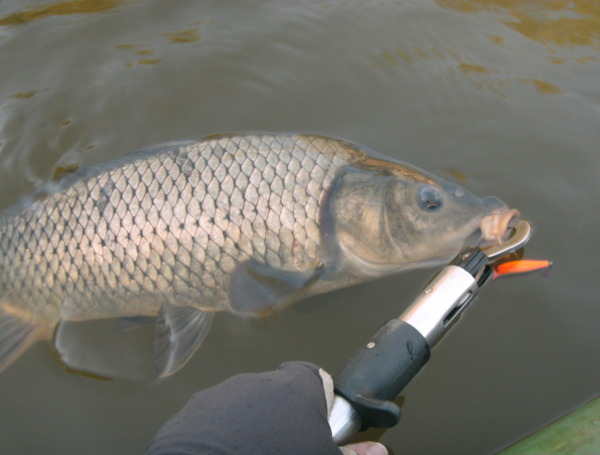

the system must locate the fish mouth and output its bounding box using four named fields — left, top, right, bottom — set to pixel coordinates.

left=479, top=207, right=521, bottom=244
